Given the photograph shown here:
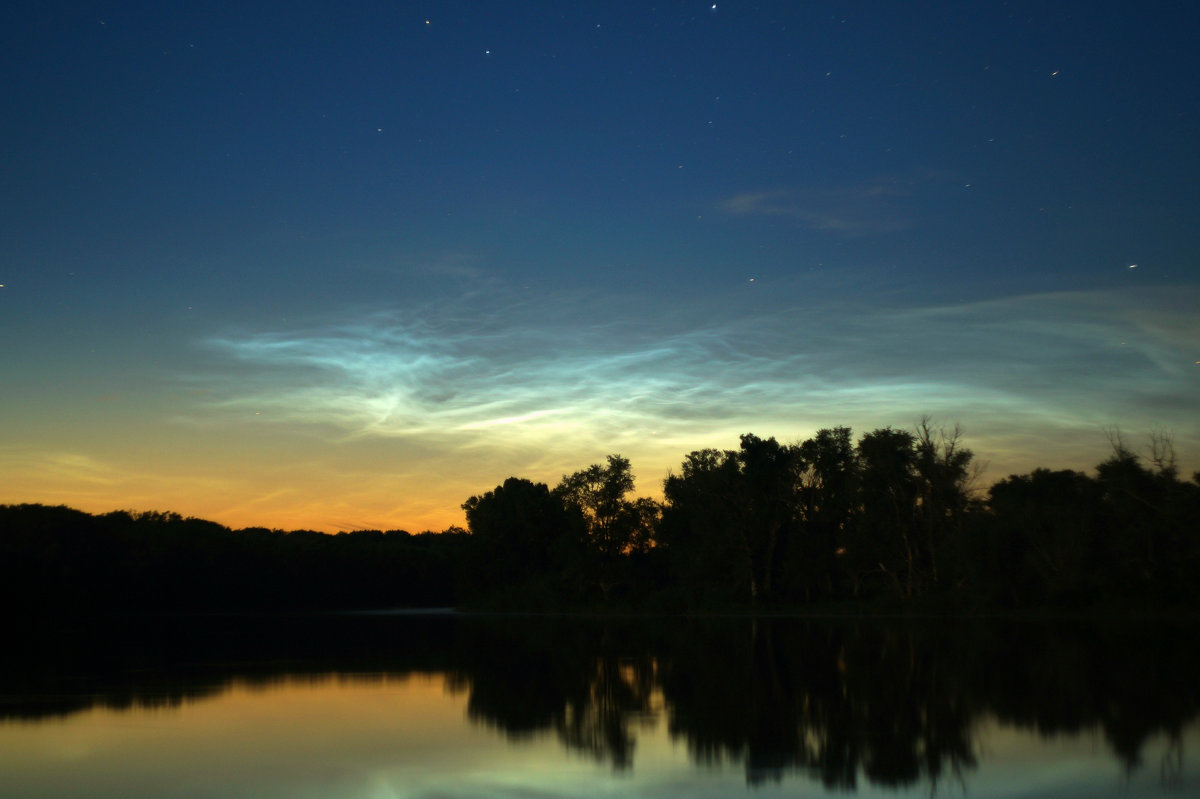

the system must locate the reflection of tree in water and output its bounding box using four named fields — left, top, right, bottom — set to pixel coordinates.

left=1, top=613, right=461, bottom=722
left=453, top=617, right=1199, bottom=791
left=6, top=614, right=1198, bottom=790
left=555, top=657, right=657, bottom=769
left=657, top=620, right=977, bottom=789
left=450, top=619, right=658, bottom=770
left=974, top=620, right=1200, bottom=776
